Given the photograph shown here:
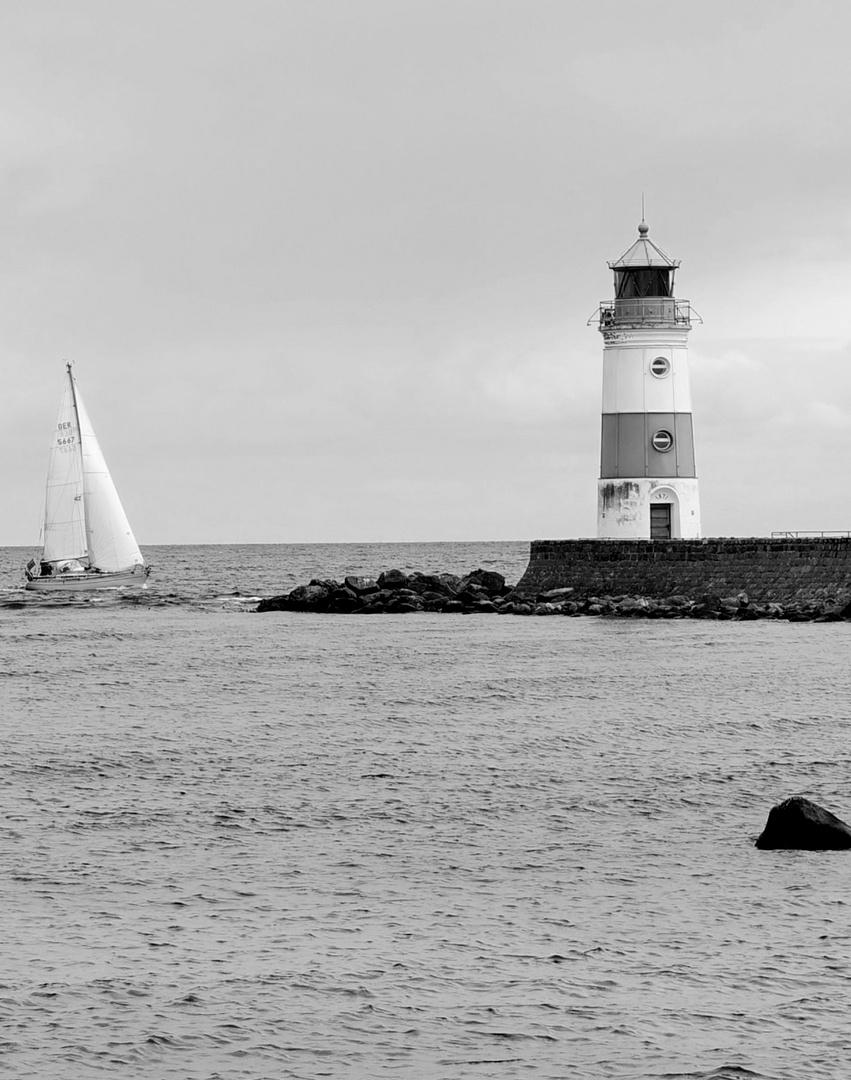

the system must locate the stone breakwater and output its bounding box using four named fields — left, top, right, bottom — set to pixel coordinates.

left=255, top=563, right=851, bottom=621
left=256, top=568, right=514, bottom=615
left=514, top=537, right=851, bottom=614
